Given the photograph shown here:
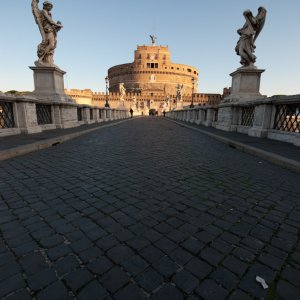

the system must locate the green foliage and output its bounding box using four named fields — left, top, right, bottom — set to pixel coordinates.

left=4, top=90, right=30, bottom=95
